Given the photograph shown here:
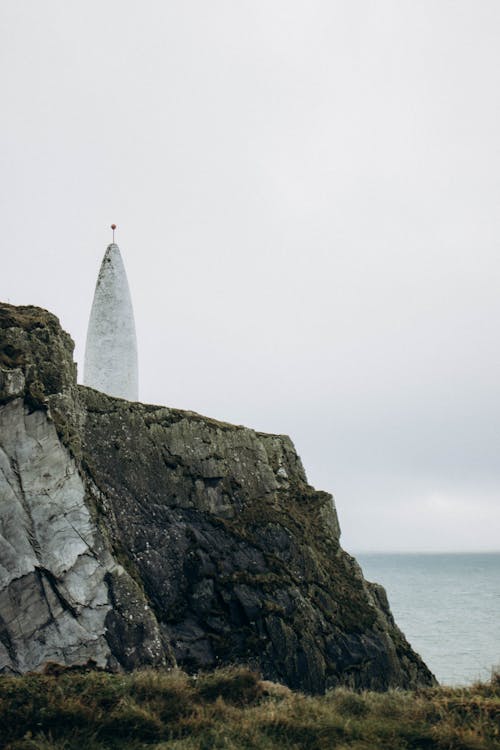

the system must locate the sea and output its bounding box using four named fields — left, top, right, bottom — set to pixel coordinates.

left=355, top=552, right=500, bottom=686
